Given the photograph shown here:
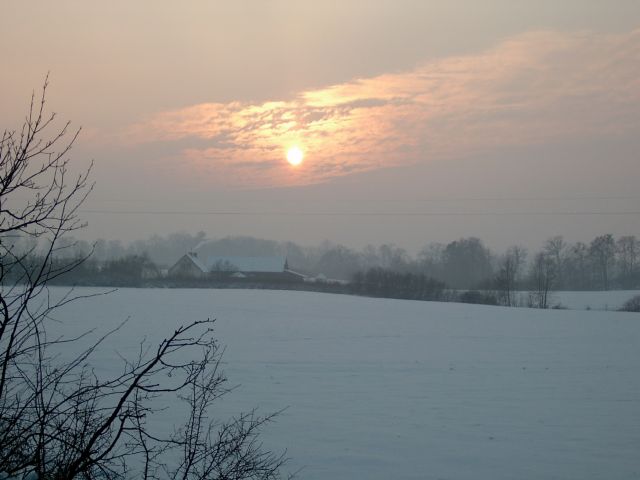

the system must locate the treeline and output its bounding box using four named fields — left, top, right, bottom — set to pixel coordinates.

left=349, top=232, right=639, bottom=307
left=490, top=234, right=639, bottom=297
left=351, top=268, right=449, bottom=301
left=0, top=253, right=162, bottom=287
left=4, top=232, right=639, bottom=293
